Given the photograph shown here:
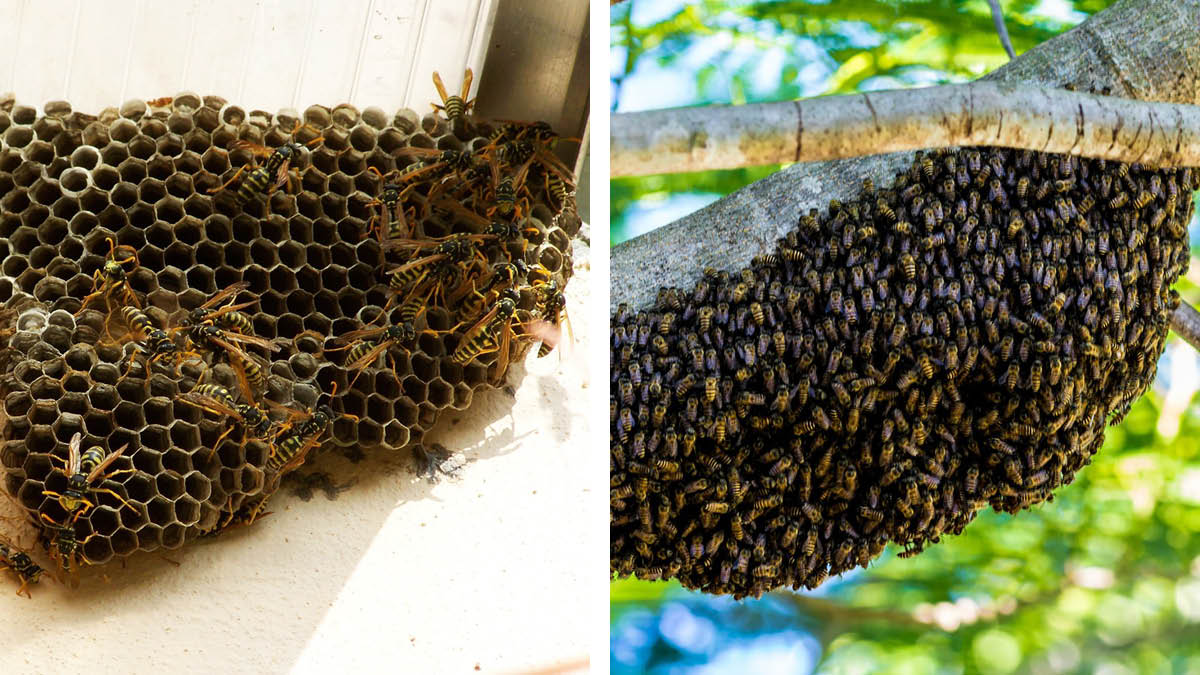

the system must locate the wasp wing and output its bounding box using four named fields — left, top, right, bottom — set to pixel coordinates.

left=385, top=253, right=446, bottom=274
left=66, top=432, right=82, bottom=475
left=209, top=330, right=282, bottom=353
left=195, top=281, right=250, bottom=311
left=345, top=341, right=391, bottom=372
left=331, top=326, right=387, bottom=346
left=278, top=434, right=323, bottom=474
left=85, top=444, right=130, bottom=484
left=229, top=139, right=274, bottom=158
left=182, top=392, right=245, bottom=421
